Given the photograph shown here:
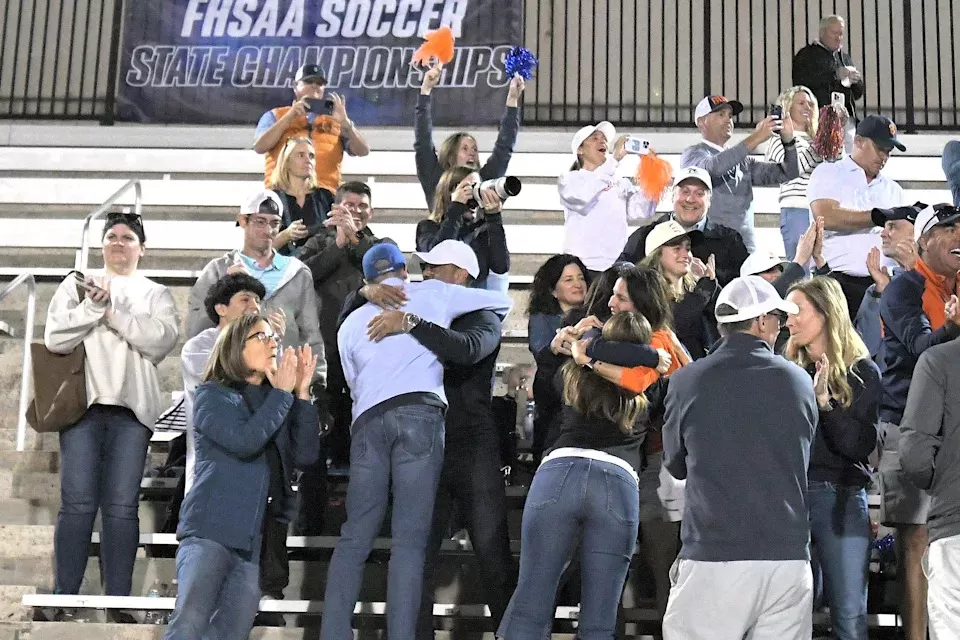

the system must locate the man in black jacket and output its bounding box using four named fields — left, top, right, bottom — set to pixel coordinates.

left=339, top=243, right=516, bottom=639
left=792, top=15, right=865, bottom=153
left=619, top=167, right=748, bottom=286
